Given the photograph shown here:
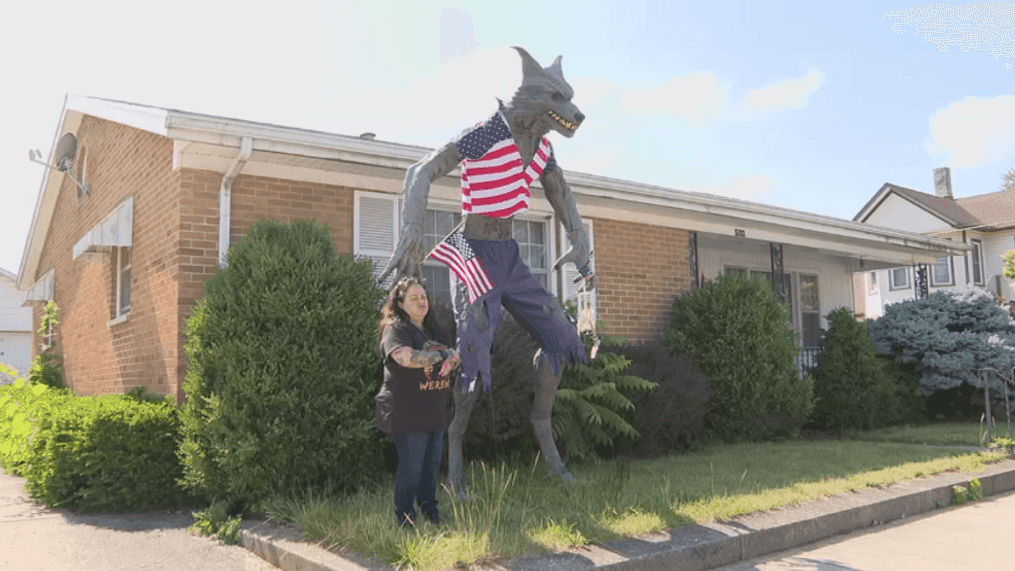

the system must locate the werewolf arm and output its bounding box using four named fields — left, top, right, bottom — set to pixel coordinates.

left=379, top=141, right=464, bottom=284
left=541, top=164, right=595, bottom=288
